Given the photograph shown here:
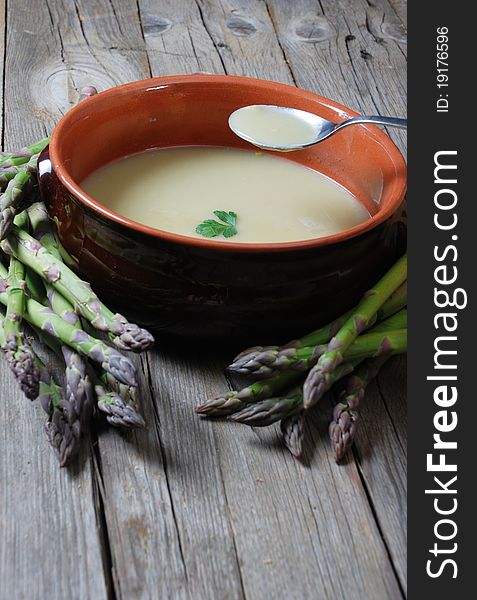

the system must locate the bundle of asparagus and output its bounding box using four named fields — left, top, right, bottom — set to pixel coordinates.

left=197, top=255, right=407, bottom=463
left=0, top=132, right=155, bottom=467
